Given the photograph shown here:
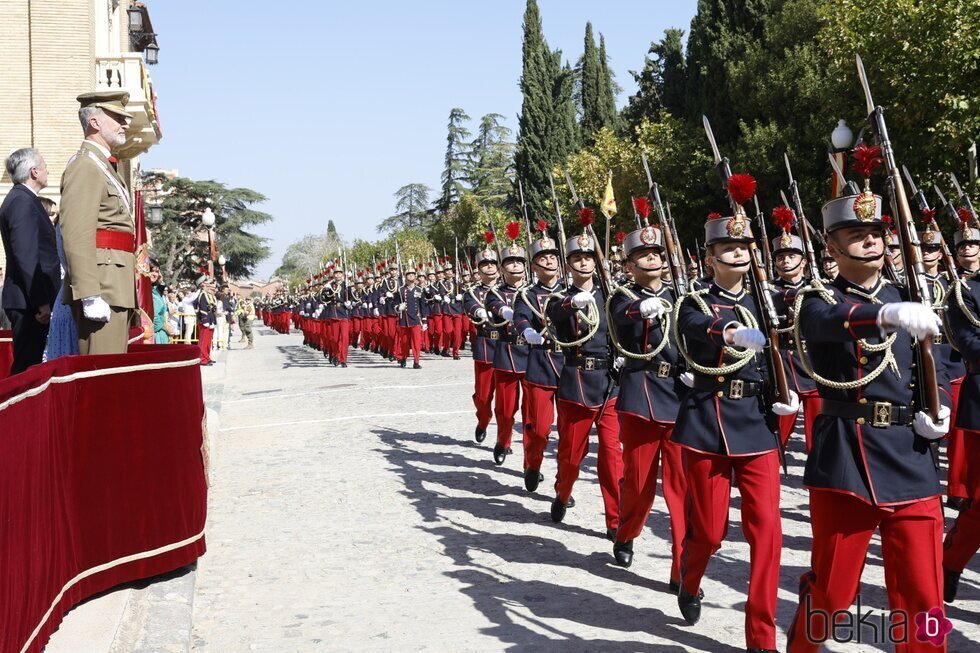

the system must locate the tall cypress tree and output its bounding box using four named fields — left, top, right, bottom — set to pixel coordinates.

left=597, top=34, right=619, bottom=133
left=579, top=23, right=603, bottom=142
left=436, top=107, right=472, bottom=214
left=552, top=55, right=580, bottom=163
left=622, top=28, right=687, bottom=131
